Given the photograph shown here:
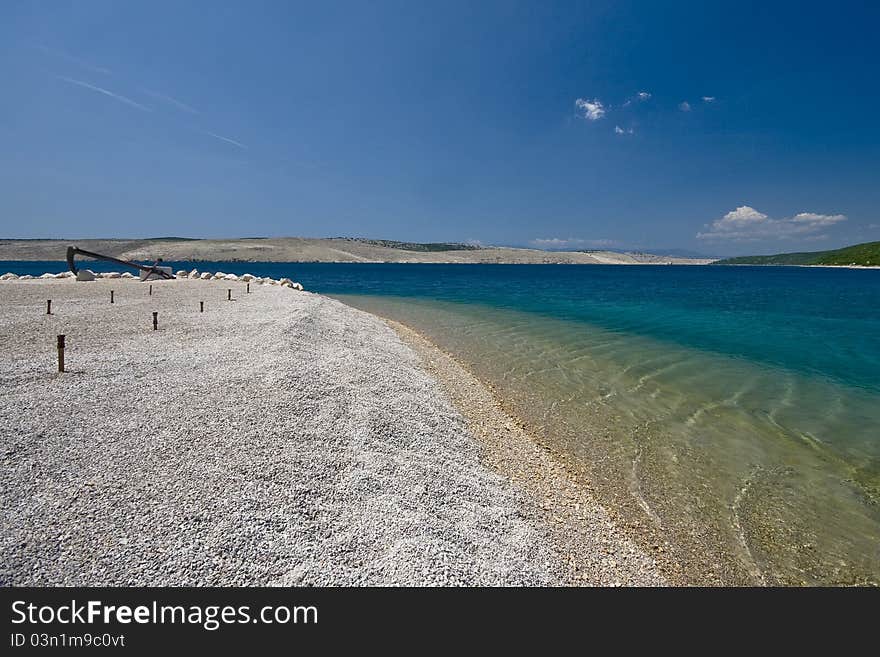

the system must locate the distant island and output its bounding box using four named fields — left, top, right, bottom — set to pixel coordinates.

left=0, top=237, right=713, bottom=265
left=714, top=241, right=880, bottom=267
